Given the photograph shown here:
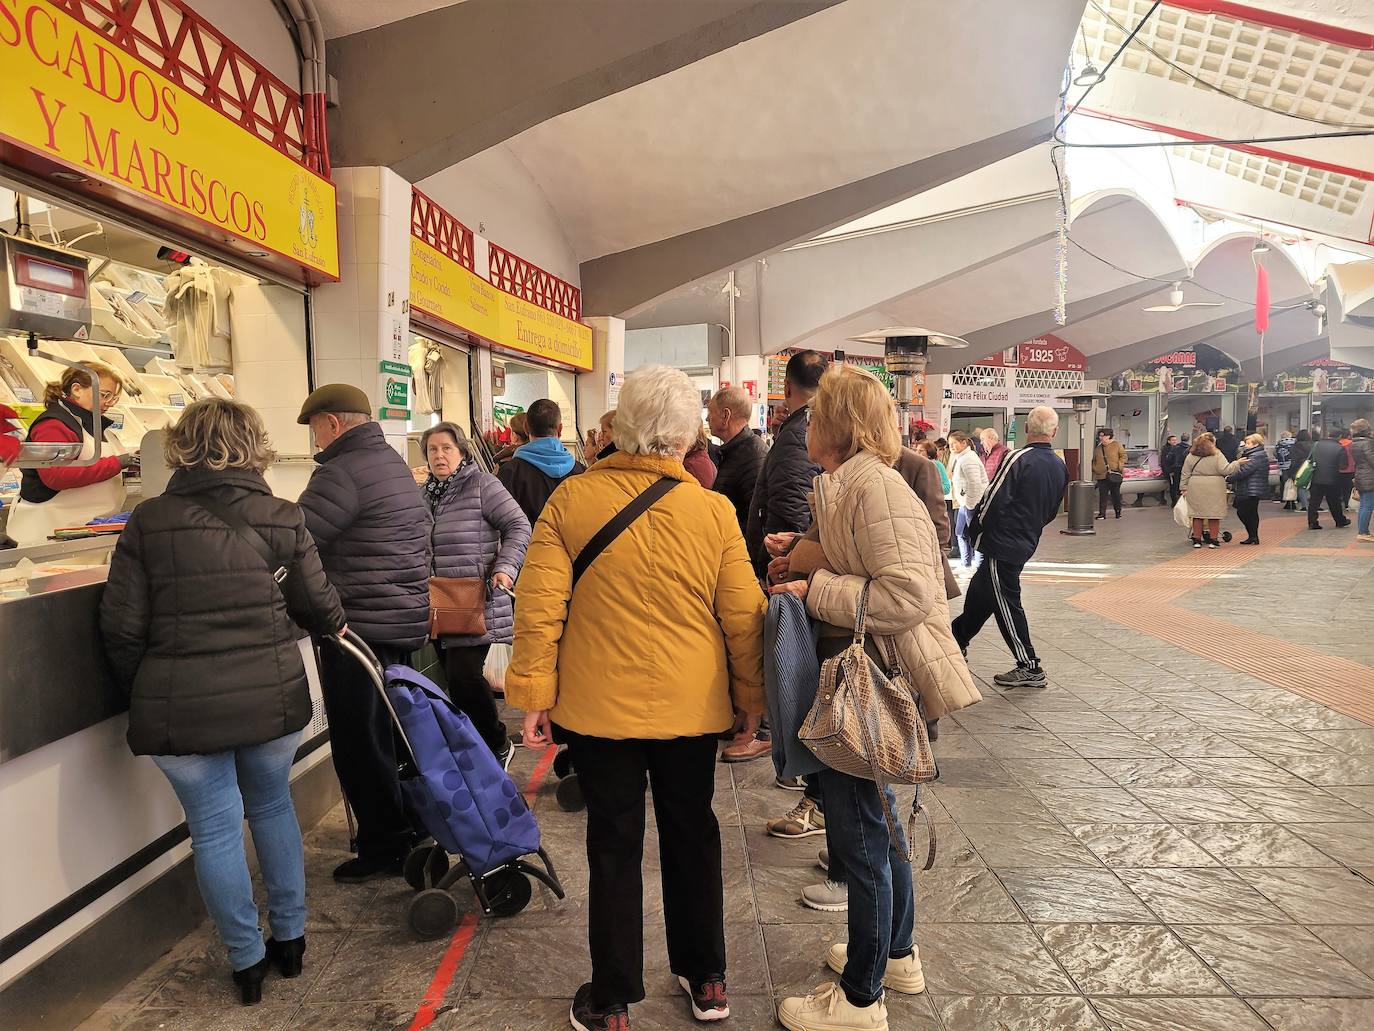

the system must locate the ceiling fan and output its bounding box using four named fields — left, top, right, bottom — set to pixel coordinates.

left=1143, top=282, right=1225, bottom=313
